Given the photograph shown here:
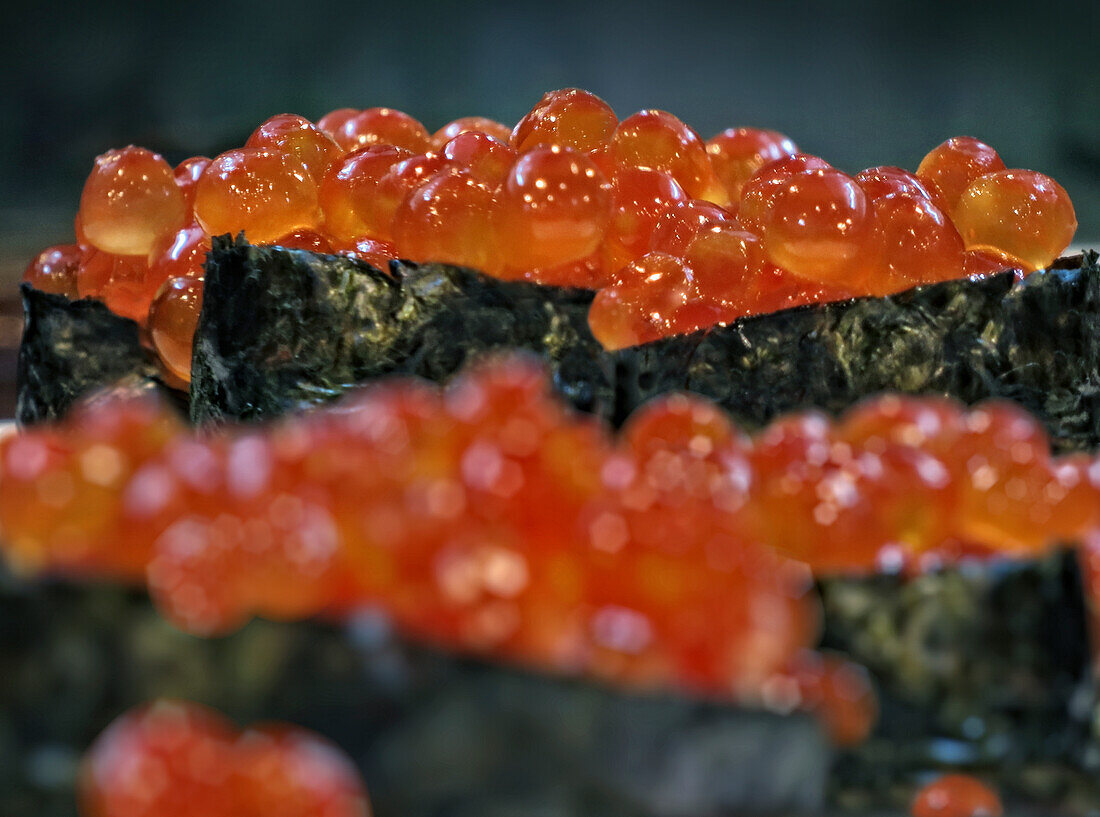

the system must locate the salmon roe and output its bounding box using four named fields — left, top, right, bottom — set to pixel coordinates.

left=79, top=700, right=370, bottom=817
left=148, top=276, right=205, bottom=384
left=512, top=88, right=619, bottom=153
left=79, top=146, right=188, bottom=257
left=911, top=774, right=1003, bottom=817
left=33, top=90, right=1077, bottom=384
left=23, top=244, right=81, bottom=298
left=10, top=354, right=1100, bottom=748
left=5, top=354, right=1098, bottom=635
left=193, top=148, right=322, bottom=244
